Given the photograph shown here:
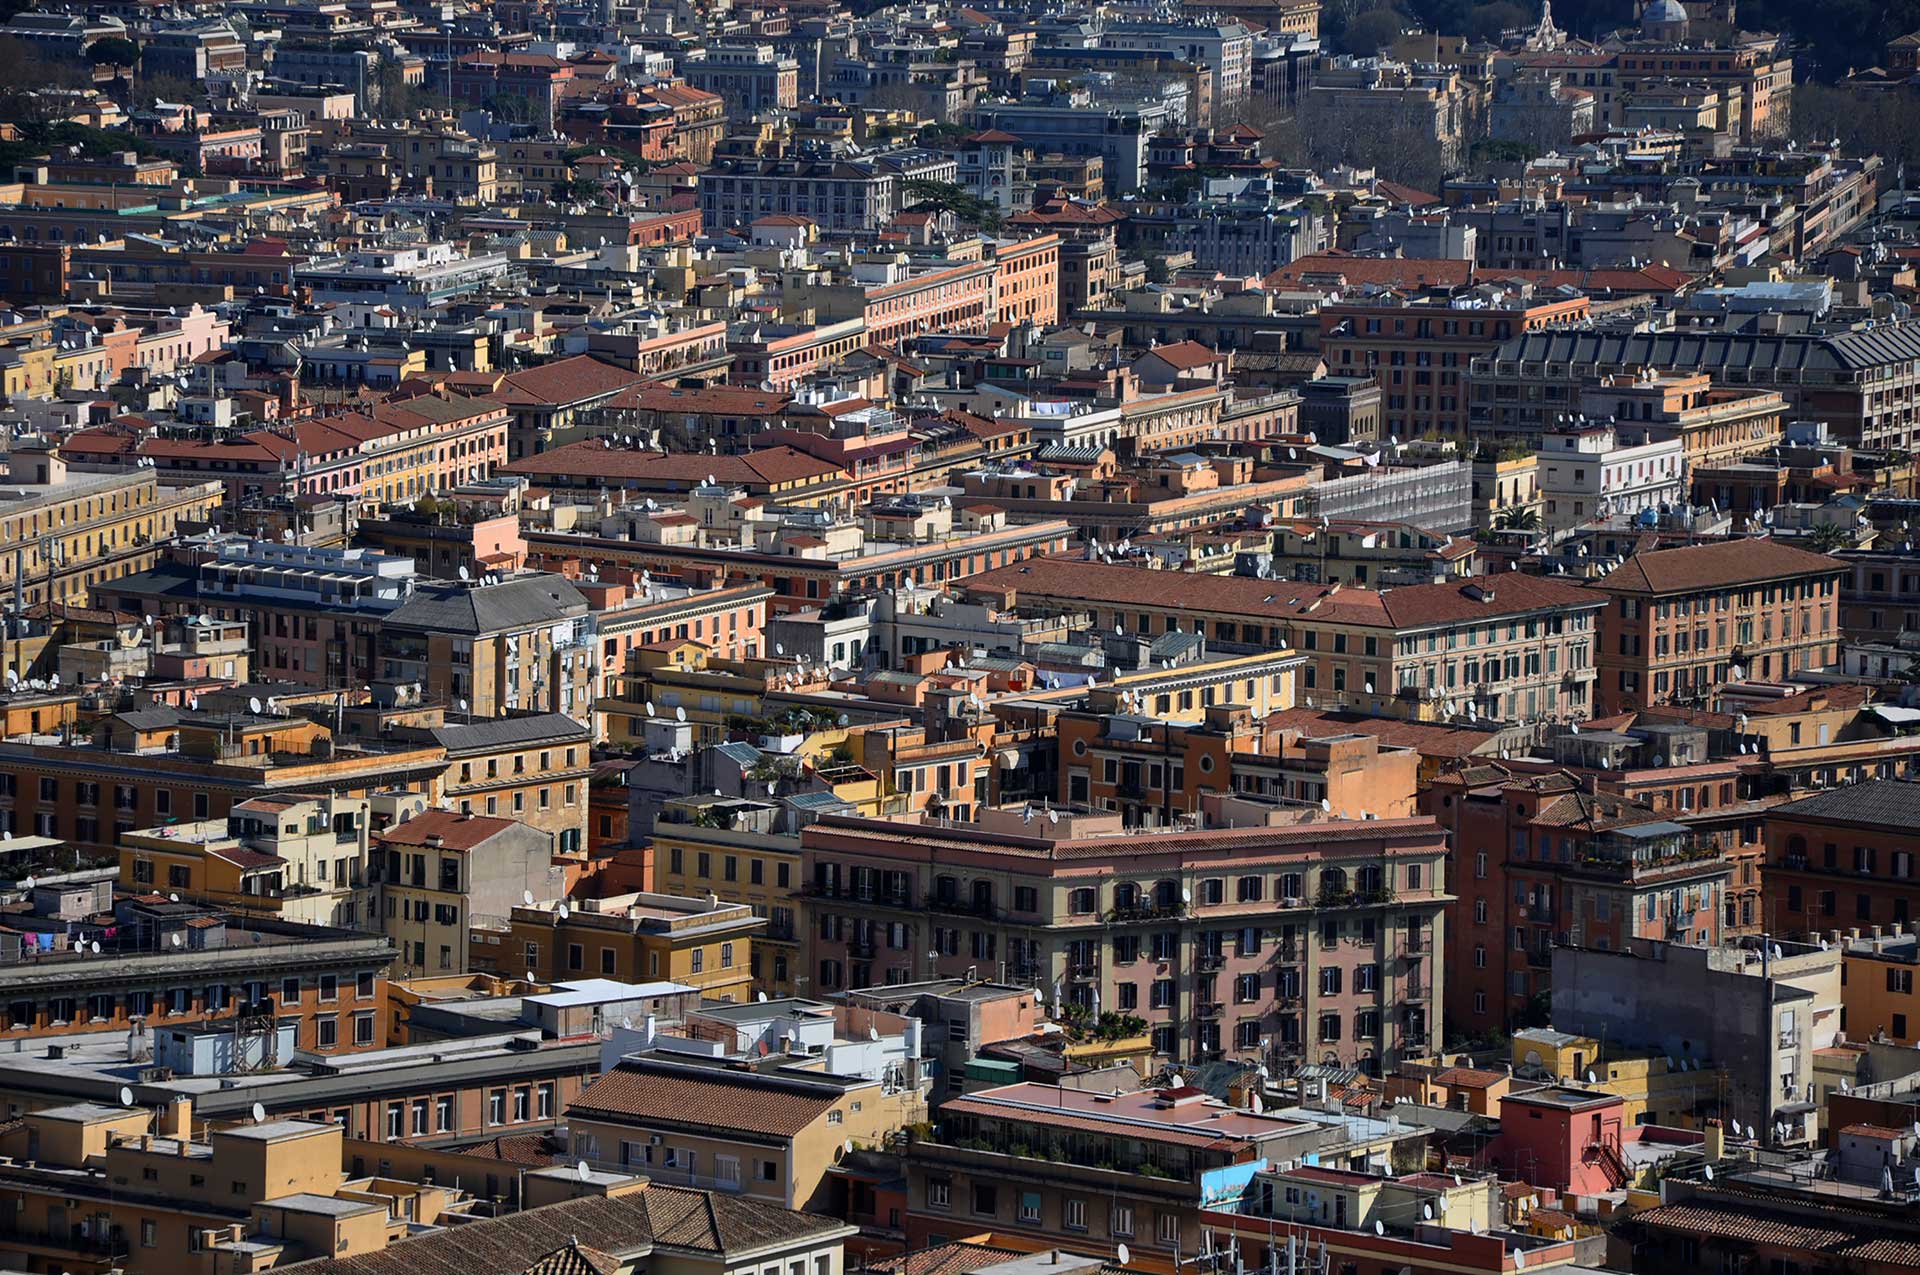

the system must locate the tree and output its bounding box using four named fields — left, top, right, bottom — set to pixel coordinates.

left=898, top=177, right=1003, bottom=232
left=1496, top=507, right=1541, bottom=531
left=87, top=36, right=141, bottom=68
left=1806, top=522, right=1855, bottom=554
left=1342, top=8, right=1410, bottom=56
